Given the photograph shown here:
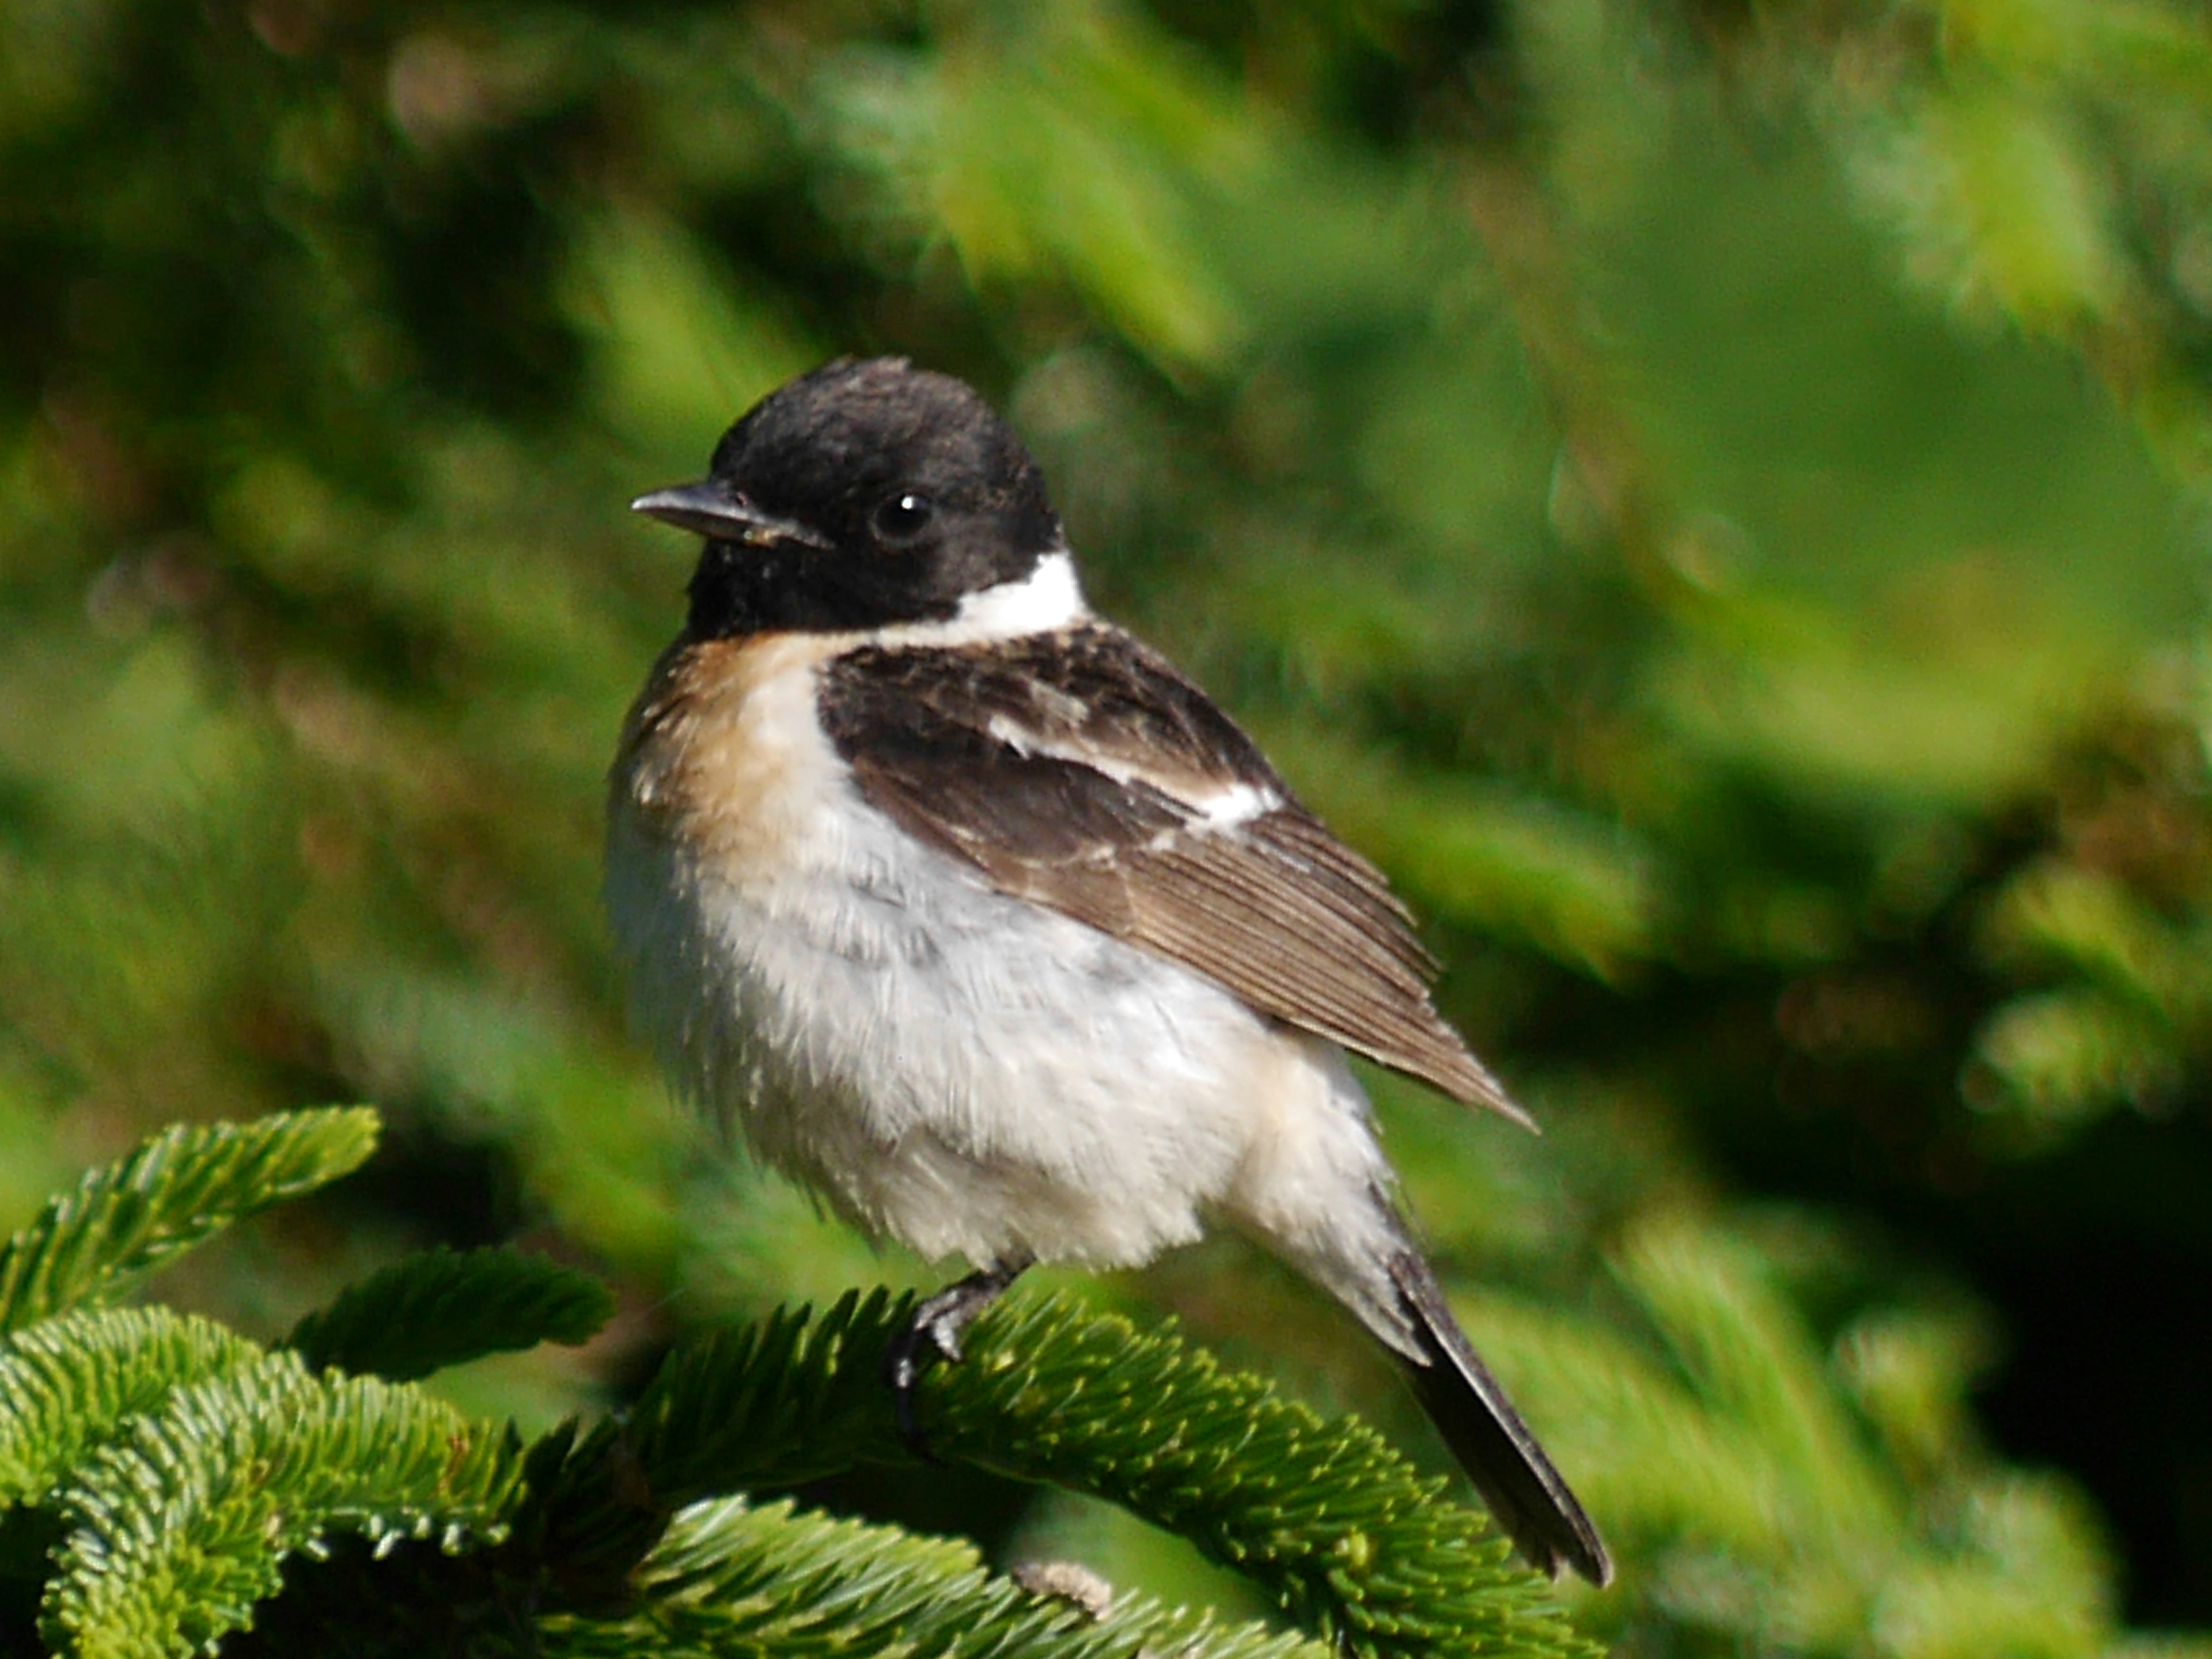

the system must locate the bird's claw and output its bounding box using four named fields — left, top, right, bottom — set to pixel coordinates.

left=884, top=1319, right=955, bottom=1459
left=882, top=1257, right=1031, bottom=1460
